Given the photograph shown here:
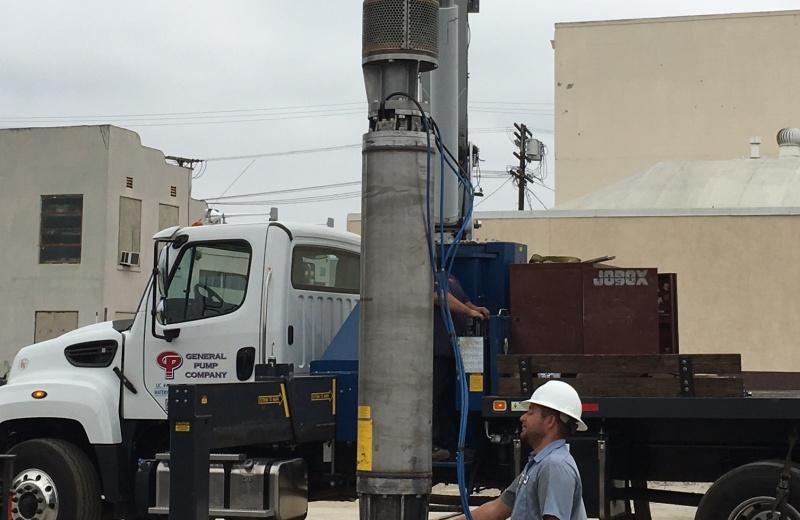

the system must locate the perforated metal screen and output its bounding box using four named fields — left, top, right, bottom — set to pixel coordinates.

left=362, top=0, right=438, bottom=62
